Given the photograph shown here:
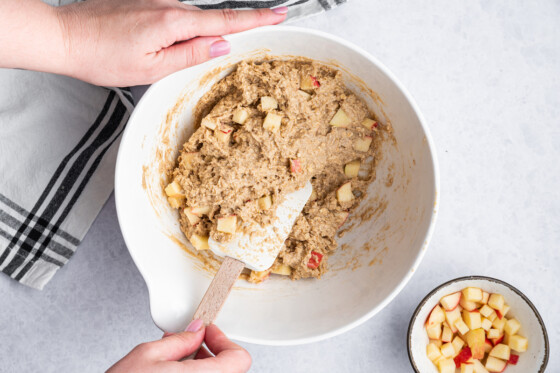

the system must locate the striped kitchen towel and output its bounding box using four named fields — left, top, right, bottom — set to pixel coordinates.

left=0, top=0, right=347, bottom=290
